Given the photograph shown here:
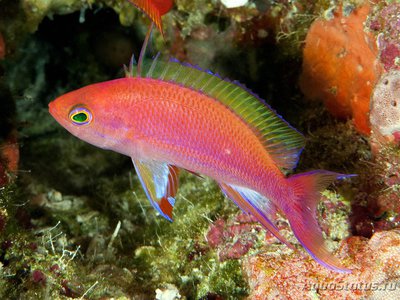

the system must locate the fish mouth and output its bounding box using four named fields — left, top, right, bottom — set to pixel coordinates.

left=48, top=101, right=65, bottom=126
left=48, top=101, right=58, bottom=119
